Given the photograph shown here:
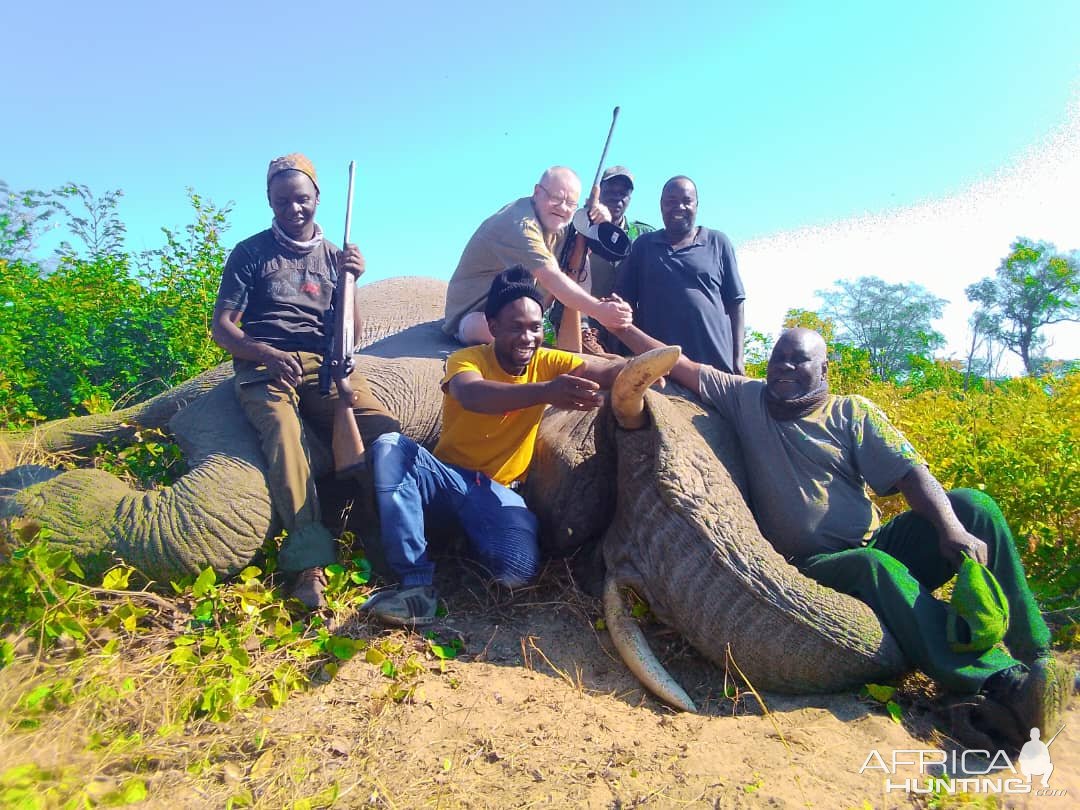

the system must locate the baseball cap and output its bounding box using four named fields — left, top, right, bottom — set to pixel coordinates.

left=946, top=556, right=1010, bottom=654
left=601, top=166, right=634, bottom=189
